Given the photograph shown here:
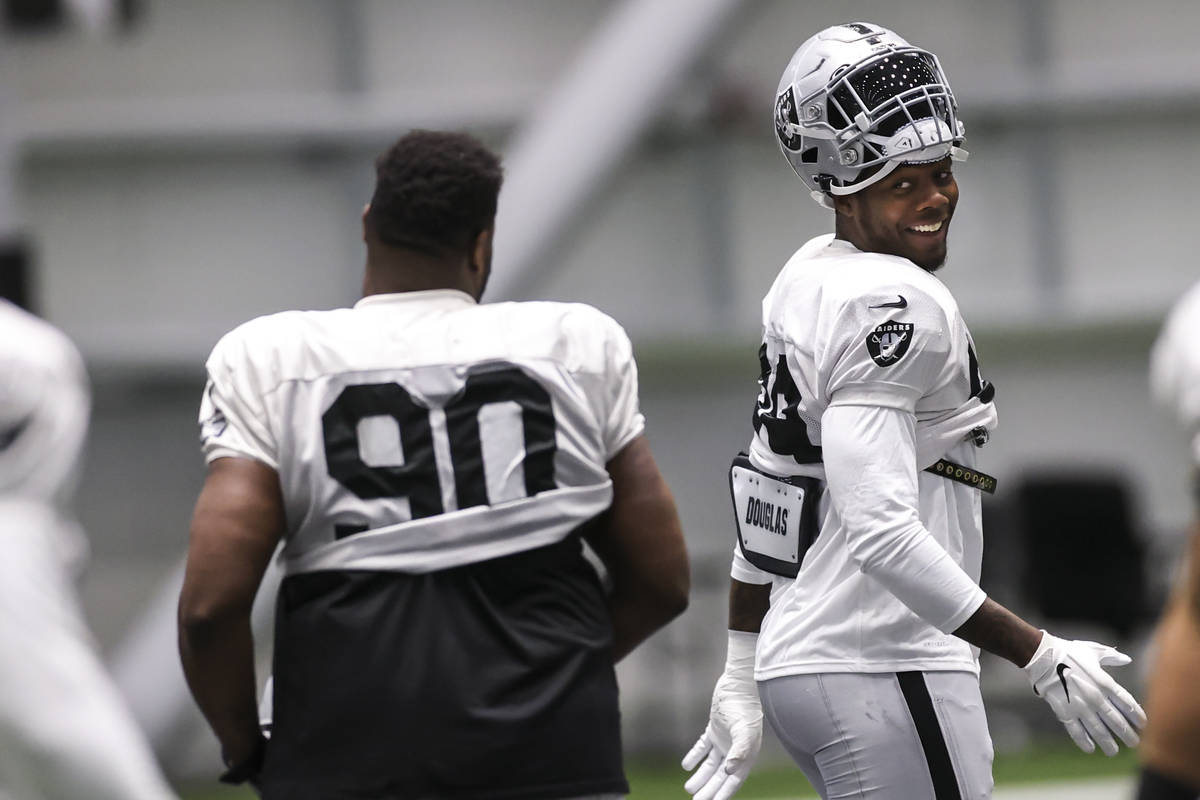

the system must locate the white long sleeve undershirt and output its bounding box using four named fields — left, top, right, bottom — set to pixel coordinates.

left=821, top=402, right=986, bottom=633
